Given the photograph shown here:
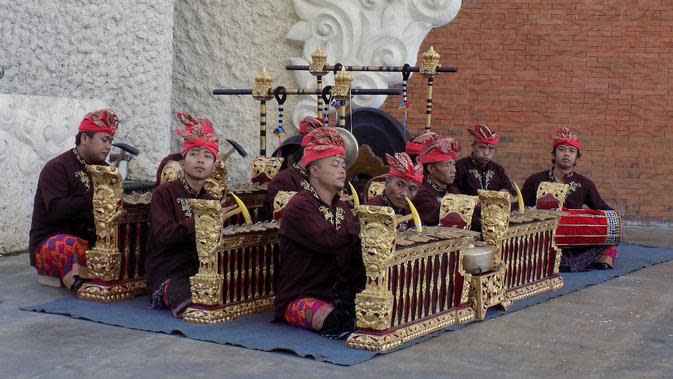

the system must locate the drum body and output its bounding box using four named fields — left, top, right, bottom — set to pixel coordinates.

left=555, top=208, right=622, bottom=247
